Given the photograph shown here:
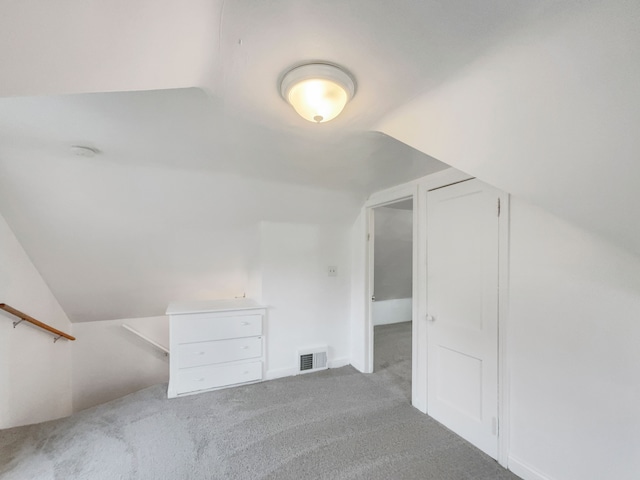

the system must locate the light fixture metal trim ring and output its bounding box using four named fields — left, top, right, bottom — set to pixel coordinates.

left=279, top=62, right=357, bottom=102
